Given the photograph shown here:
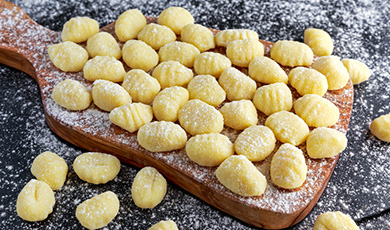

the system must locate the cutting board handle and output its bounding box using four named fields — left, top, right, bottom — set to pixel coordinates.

left=0, top=0, right=58, bottom=79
